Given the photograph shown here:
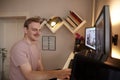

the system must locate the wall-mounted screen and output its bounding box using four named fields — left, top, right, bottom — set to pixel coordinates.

left=85, top=27, right=96, bottom=50
left=94, top=5, right=112, bottom=61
